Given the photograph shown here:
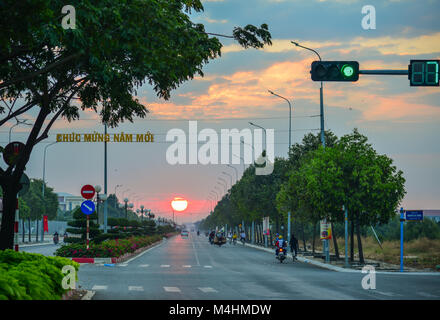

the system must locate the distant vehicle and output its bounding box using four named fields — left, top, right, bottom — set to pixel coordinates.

left=181, top=230, right=189, bottom=237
